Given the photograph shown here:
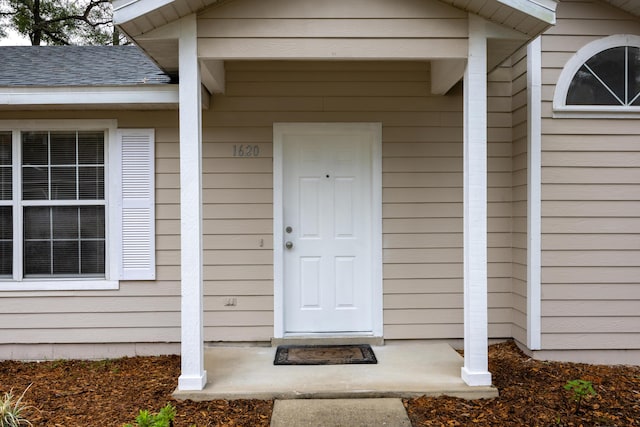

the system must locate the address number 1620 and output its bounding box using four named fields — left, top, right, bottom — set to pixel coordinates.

left=232, top=144, right=260, bottom=157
